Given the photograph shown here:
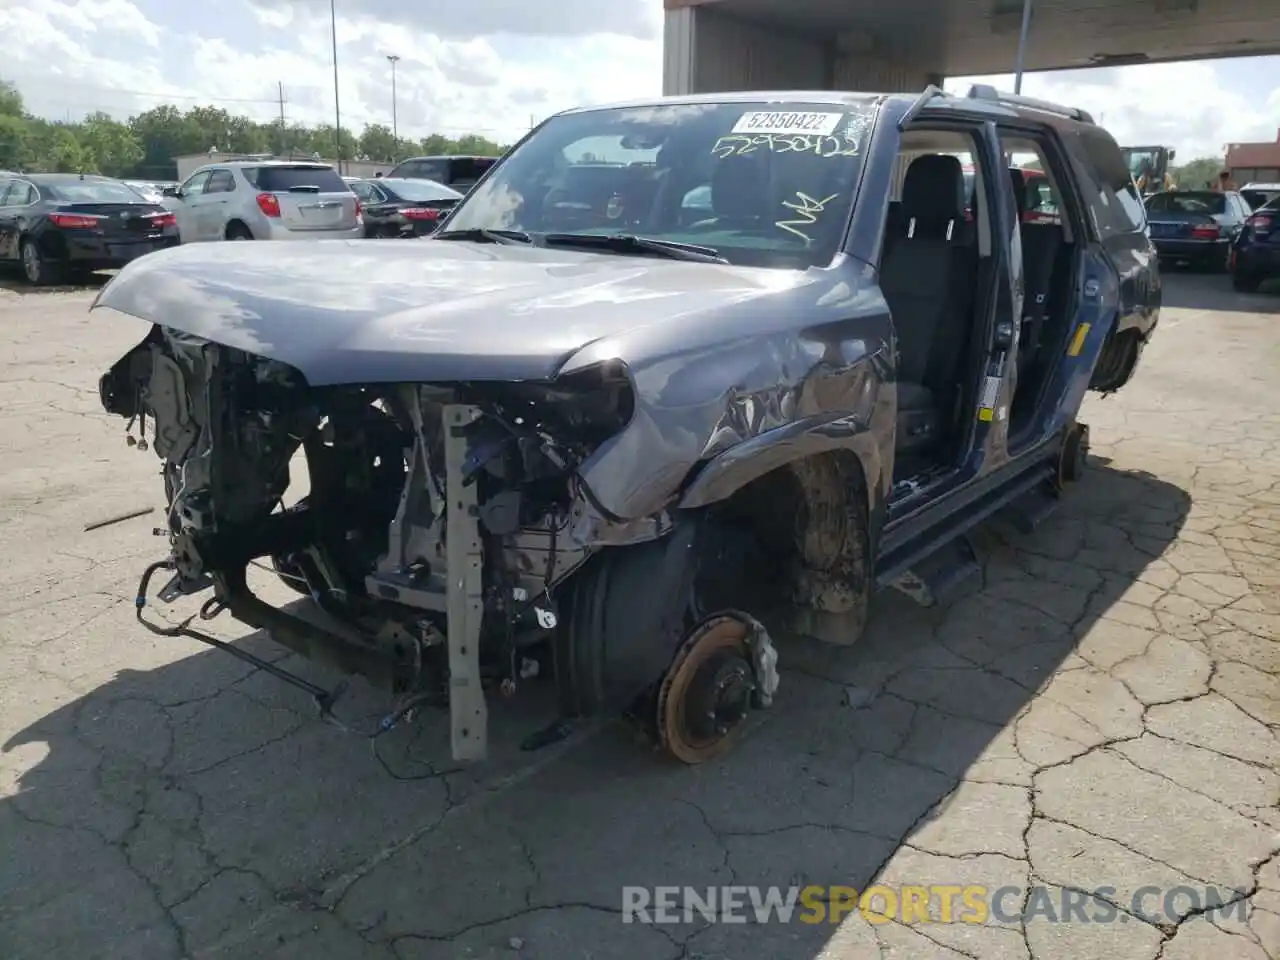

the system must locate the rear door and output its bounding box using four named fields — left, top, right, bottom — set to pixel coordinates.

left=249, top=164, right=358, bottom=233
